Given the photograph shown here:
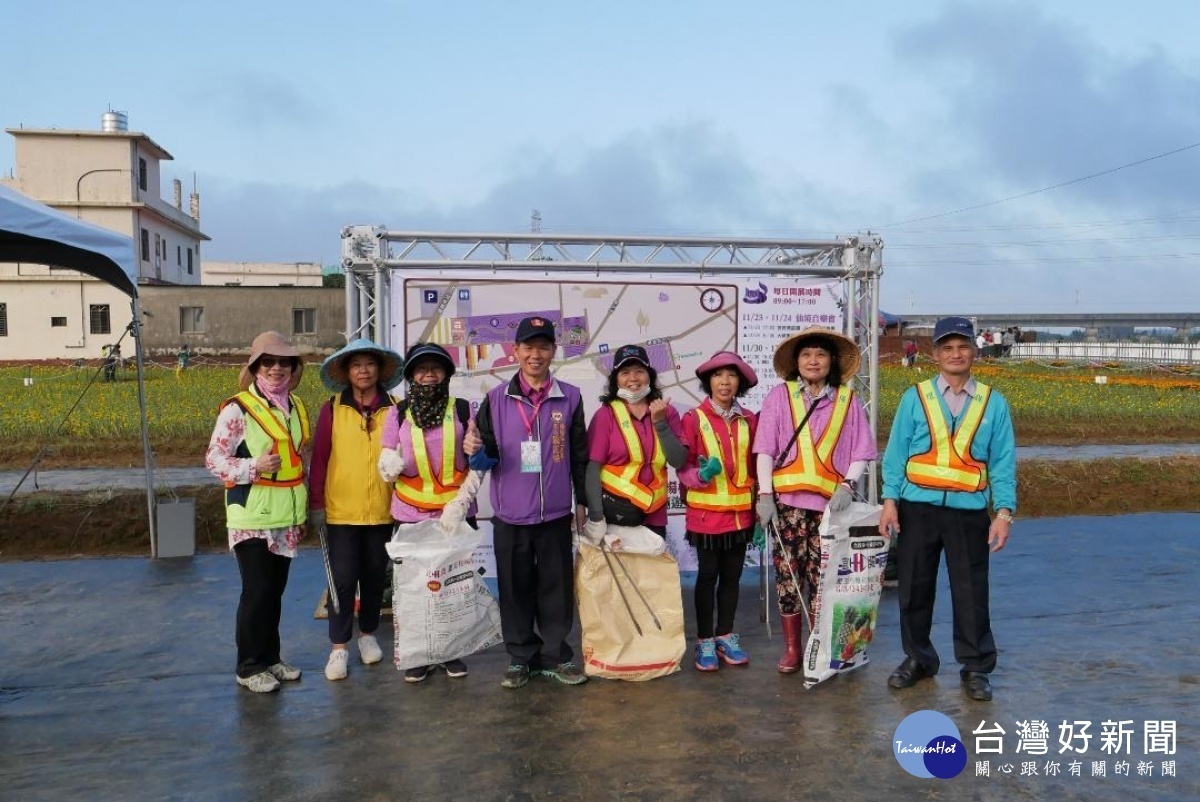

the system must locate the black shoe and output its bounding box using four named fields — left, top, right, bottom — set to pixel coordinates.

left=441, top=659, right=469, bottom=678
left=888, top=657, right=934, bottom=689
left=500, top=663, right=530, bottom=689
left=961, top=671, right=993, bottom=701
left=404, top=665, right=432, bottom=684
